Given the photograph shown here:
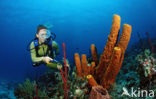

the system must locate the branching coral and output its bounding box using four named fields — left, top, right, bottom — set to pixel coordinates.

left=62, top=42, right=68, bottom=99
